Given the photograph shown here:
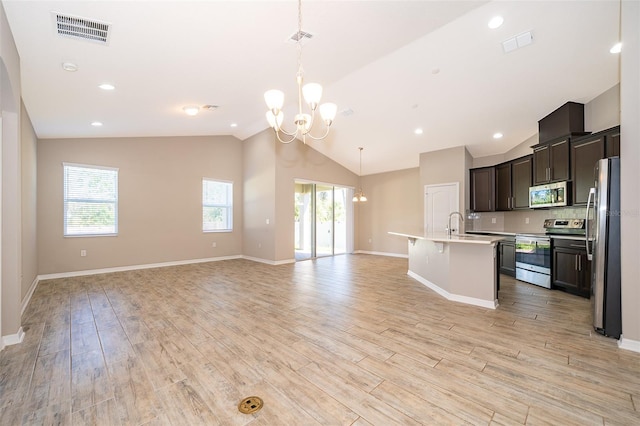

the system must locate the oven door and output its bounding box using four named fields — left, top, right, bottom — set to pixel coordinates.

left=515, top=236, right=551, bottom=271
left=515, top=236, right=552, bottom=288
